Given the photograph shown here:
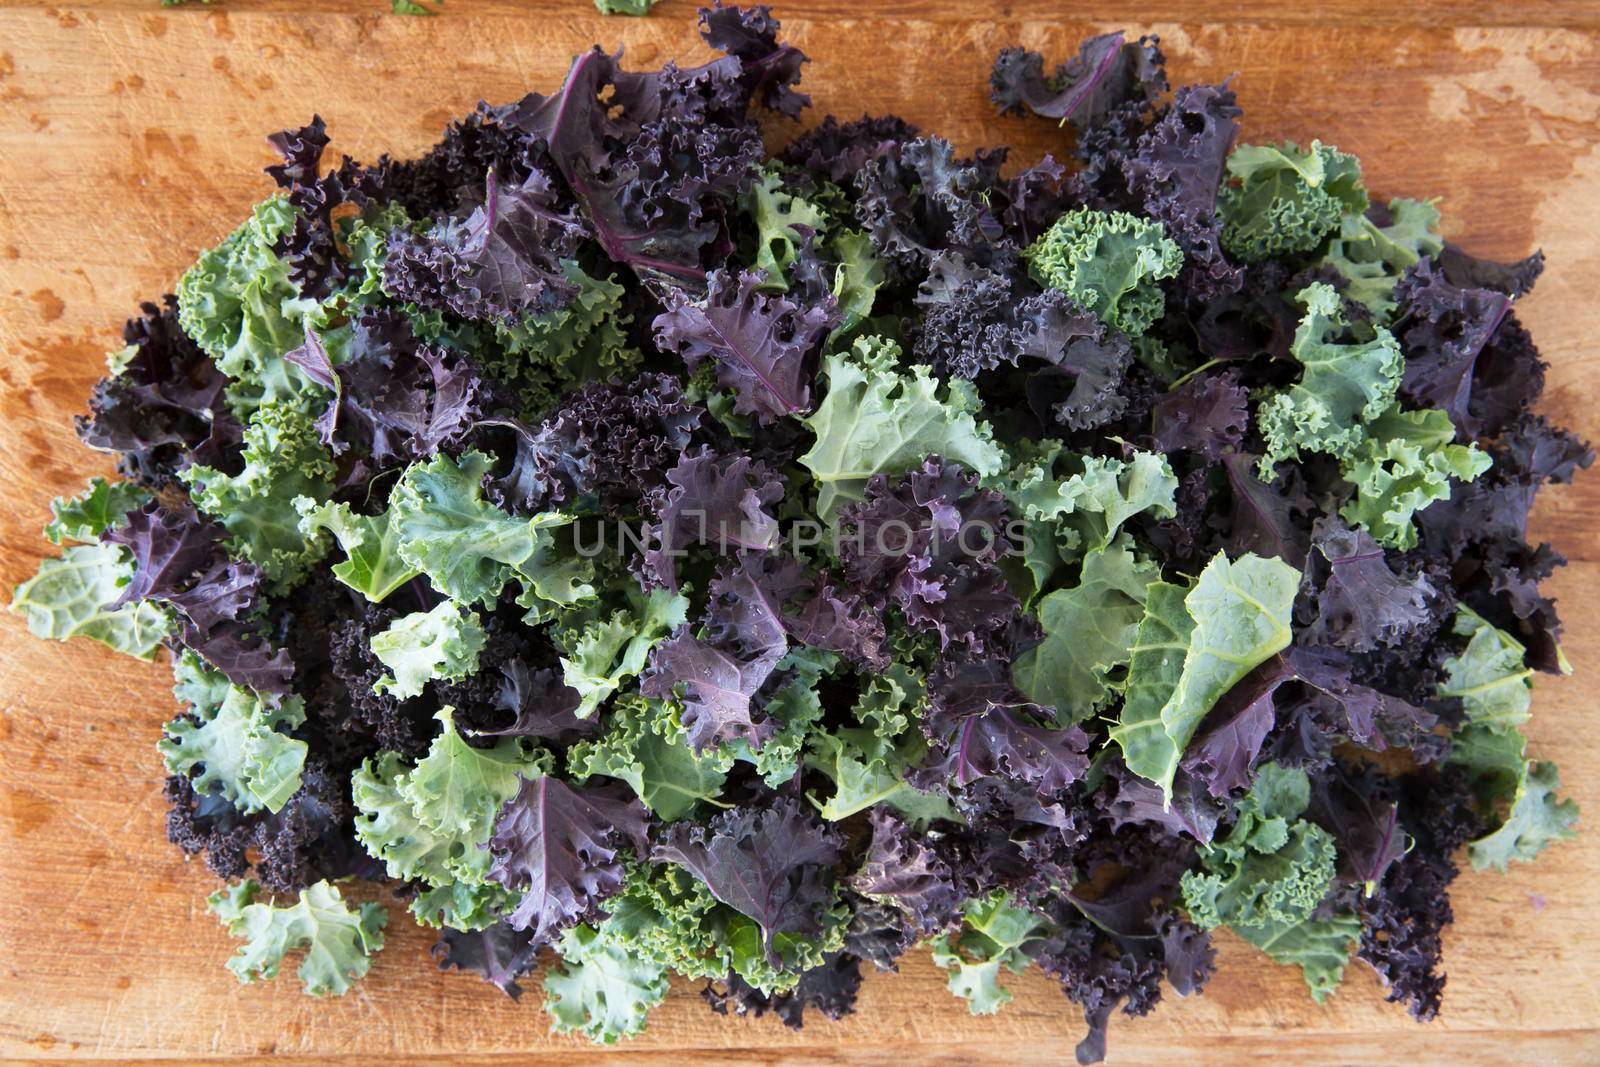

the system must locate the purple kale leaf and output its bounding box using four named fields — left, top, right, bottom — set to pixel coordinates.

left=779, top=113, right=918, bottom=184
left=1394, top=259, right=1515, bottom=436
left=1221, top=452, right=1315, bottom=568
left=290, top=309, right=489, bottom=465
left=506, top=37, right=779, bottom=284
left=917, top=656, right=1090, bottom=794
left=471, top=659, right=595, bottom=744
left=848, top=809, right=963, bottom=935
left=1102, top=758, right=1228, bottom=844
left=1437, top=242, right=1544, bottom=298
left=912, top=253, right=1135, bottom=431
left=654, top=797, right=843, bottom=965
left=838, top=457, right=1017, bottom=654
left=264, top=116, right=356, bottom=301
left=1354, top=766, right=1484, bottom=1020
left=486, top=774, right=651, bottom=945
left=653, top=268, right=835, bottom=424
left=432, top=922, right=539, bottom=1000
left=109, top=502, right=293, bottom=693
left=989, top=32, right=1162, bottom=129
left=1298, top=518, right=1434, bottom=652
left=642, top=557, right=790, bottom=752
left=640, top=448, right=782, bottom=590
left=852, top=137, right=1012, bottom=282
left=1123, top=82, right=1243, bottom=300
left=384, top=169, right=586, bottom=324
left=76, top=296, right=239, bottom=489
left=1150, top=371, right=1249, bottom=461
left=702, top=951, right=862, bottom=1029
left=479, top=372, right=703, bottom=515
